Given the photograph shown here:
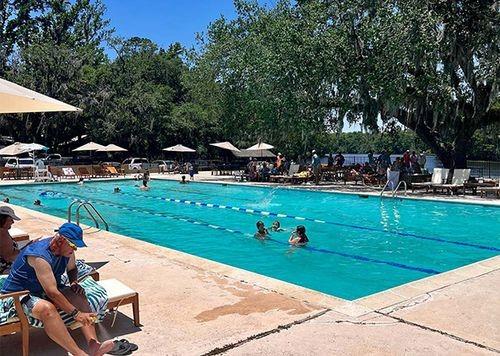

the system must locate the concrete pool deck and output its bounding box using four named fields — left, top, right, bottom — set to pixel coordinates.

left=0, top=175, right=499, bottom=355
